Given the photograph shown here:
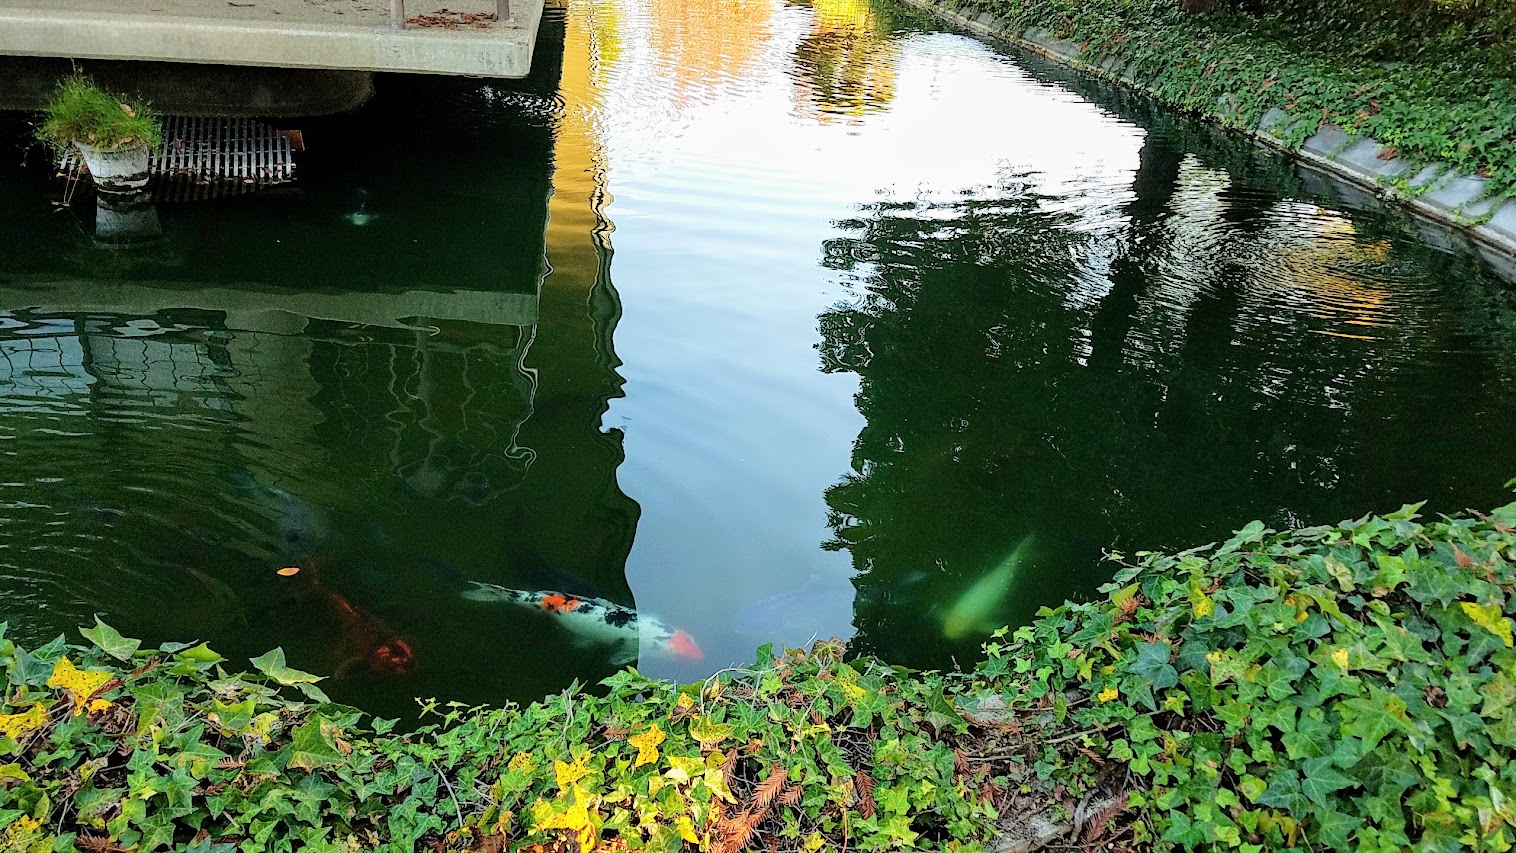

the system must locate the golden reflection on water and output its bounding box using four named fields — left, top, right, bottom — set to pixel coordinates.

left=1267, top=211, right=1399, bottom=337
left=546, top=0, right=614, bottom=278
left=1153, top=158, right=1412, bottom=343
left=789, top=0, right=901, bottom=122
left=642, top=0, right=774, bottom=103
